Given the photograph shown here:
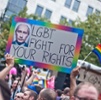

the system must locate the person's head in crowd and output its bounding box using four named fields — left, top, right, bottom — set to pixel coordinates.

left=61, top=87, right=70, bottom=100
left=37, top=88, right=56, bottom=100
left=16, top=76, right=21, bottom=82
left=9, top=67, right=17, bottom=76
left=56, top=89, right=63, bottom=100
left=56, top=89, right=63, bottom=97
left=0, top=79, right=11, bottom=100
left=14, top=92, right=23, bottom=100
left=8, top=66, right=17, bottom=82
left=22, top=90, right=38, bottom=100
left=15, top=63, right=22, bottom=77
left=28, top=84, right=43, bottom=94
left=63, top=87, right=70, bottom=96
left=71, top=82, right=99, bottom=100
left=13, top=23, right=31, bottom=47
left=34, top=84, right=43, bottom=94
left=11, top=80, right=19, bottom=90
left=36, top=69, right=41, bottom=74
